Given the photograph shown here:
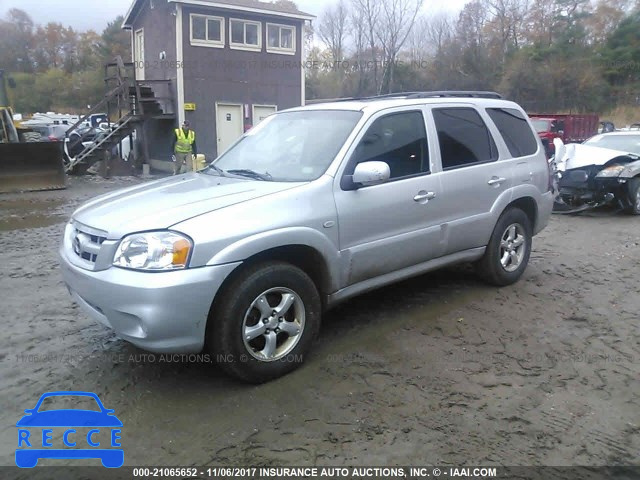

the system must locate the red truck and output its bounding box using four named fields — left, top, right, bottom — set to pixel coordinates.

left=529, top=114, right=599, bottom=157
